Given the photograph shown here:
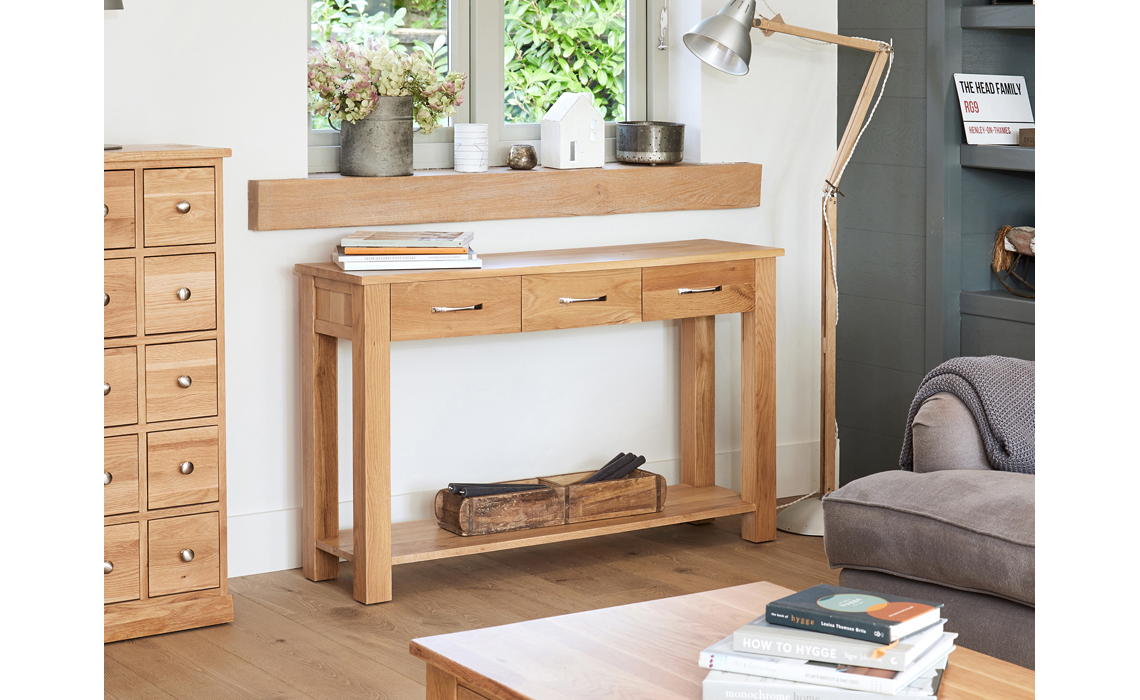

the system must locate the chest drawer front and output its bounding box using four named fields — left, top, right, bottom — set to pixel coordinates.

left=144, top=254, right=218, bottom=335
left=104, top=522, right=141, bottom=604
left=104, top=258, right=138, bottom=338
left=104, top=347, right=139, bottom=427
left=143, top=167, right=216, bottom=247
left=391, top=276, right=522, bottom=341
left=145, top=340, right=219, bottom=423
left=522, top=269, right=642, bottom=332
left=642, top=260, right=755, bottom=321
left=104, top=435, right=140, bottom=516
left=148, top=512, right=221, bottom=597
left=104, top=170, right=136, bottom=250
left=147, top=426, right=220, bottom=510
